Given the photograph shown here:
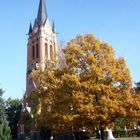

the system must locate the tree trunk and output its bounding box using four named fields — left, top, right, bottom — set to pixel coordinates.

left=95, top=129, right=100, bottom=139
left=100, top=127, right=104, bottom=140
